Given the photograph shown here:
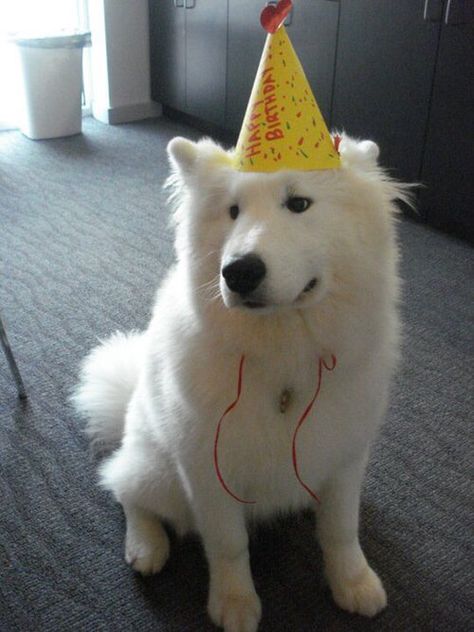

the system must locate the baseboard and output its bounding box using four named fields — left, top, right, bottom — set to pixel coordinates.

left=92, top=100, right=162, bottom=125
